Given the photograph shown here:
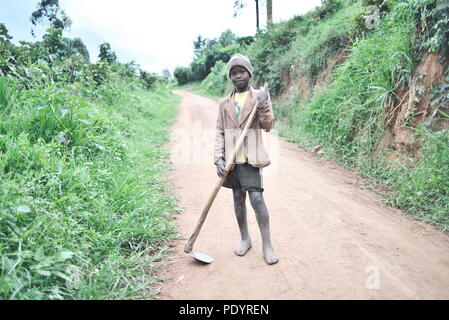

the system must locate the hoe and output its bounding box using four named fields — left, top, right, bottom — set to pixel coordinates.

left=184, top=96, right=263, bottom=264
